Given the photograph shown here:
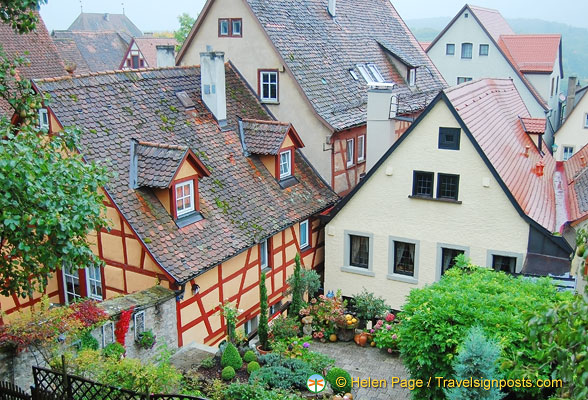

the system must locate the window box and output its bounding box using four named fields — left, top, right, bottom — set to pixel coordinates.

left=259, top=70, right=279, bottom=102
